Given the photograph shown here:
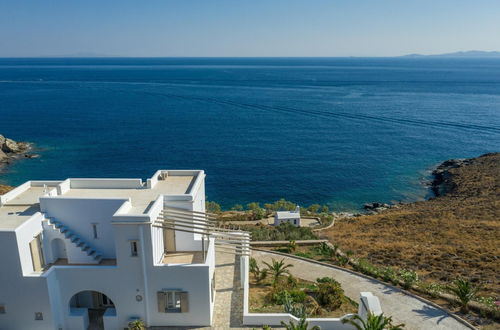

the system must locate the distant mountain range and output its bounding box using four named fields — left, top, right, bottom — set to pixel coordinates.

left=402, top=50, right=500, bottom=58
left=41, top=52, right=119, bottom=58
